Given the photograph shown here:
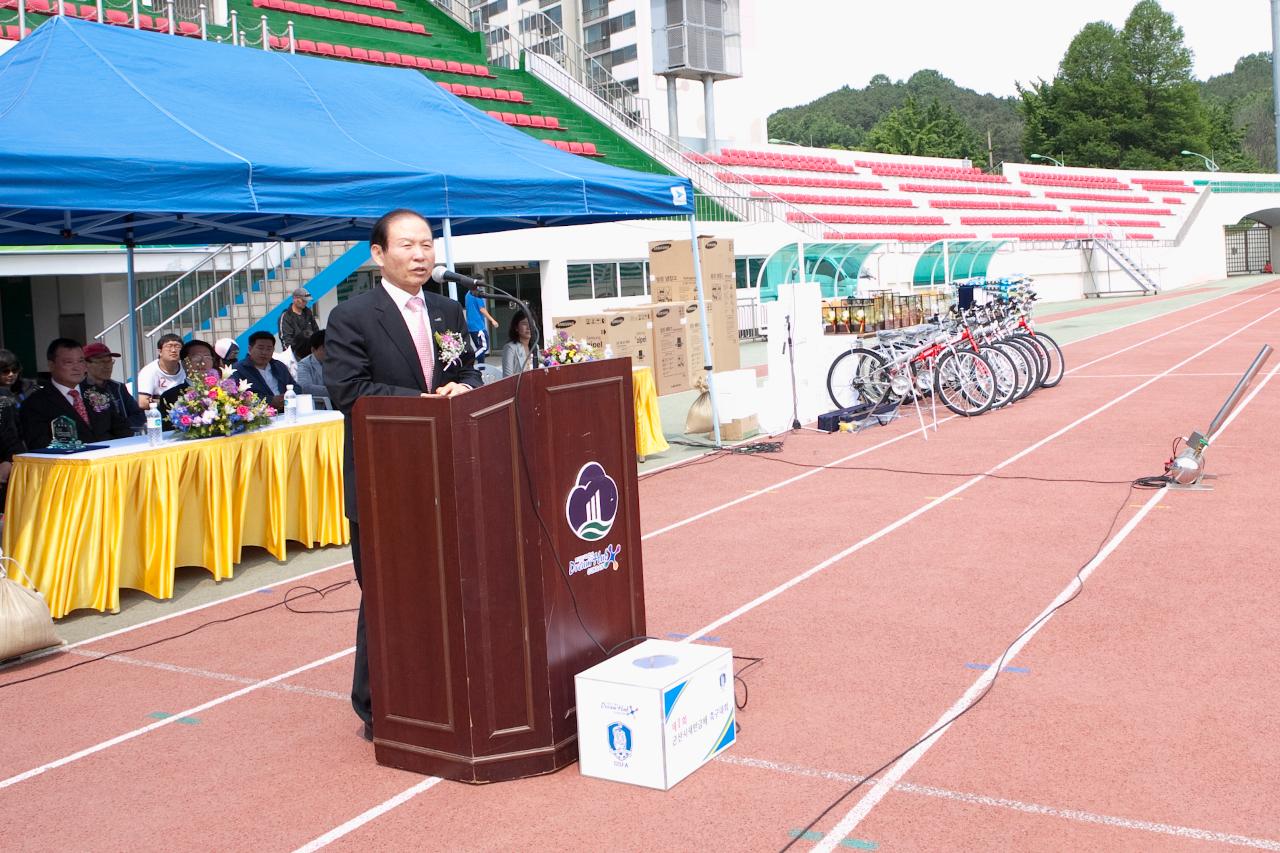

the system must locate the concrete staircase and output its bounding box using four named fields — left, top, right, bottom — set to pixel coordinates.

left=206, top=240, right=360, bottom=338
